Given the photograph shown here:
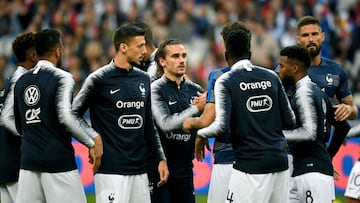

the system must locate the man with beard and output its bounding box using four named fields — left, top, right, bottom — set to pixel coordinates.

left=296, top=16, right=358, bottom=203
left=297, top=16, right=357, bottom=121
left=278, top=45, right=350, bottom=203
left=72, top=24, right=169, bottom=203
left=13, top=29, right=102, bottom=203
